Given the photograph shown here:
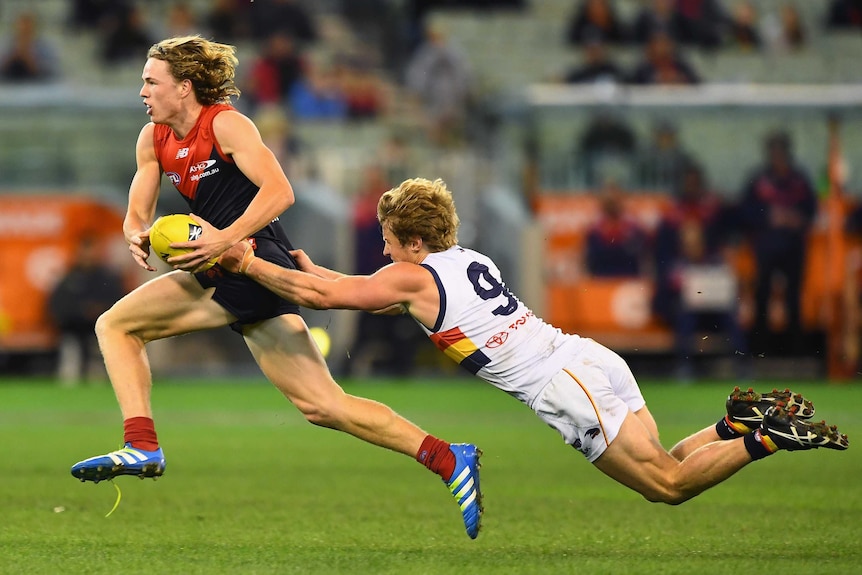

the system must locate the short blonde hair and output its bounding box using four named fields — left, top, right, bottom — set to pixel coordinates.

left=148, top=35, right=240, bottom=105
left=377, top=178, right=460, bottom=252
